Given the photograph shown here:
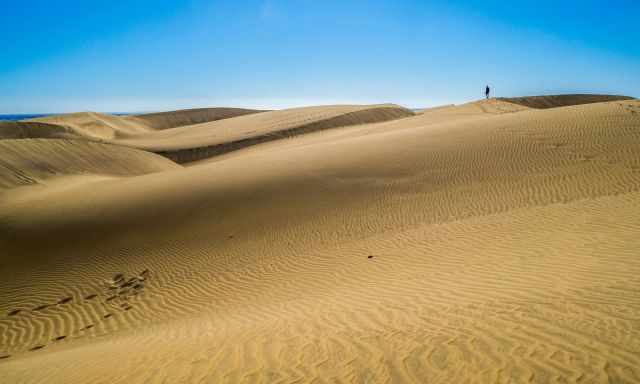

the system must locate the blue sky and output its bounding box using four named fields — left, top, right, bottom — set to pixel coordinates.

left=1, top=0, right=638, bottom=113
